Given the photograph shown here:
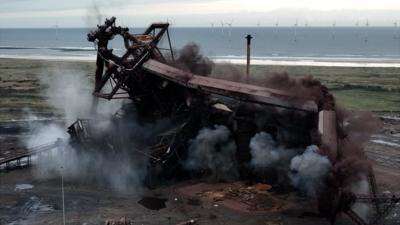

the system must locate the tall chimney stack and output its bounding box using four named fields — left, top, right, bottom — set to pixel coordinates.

left=245, top=34, right=253, bottom=83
